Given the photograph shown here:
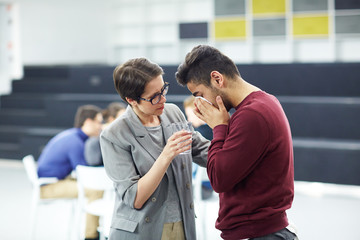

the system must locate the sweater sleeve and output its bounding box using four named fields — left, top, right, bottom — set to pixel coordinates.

left=84, top=137, right=103, bottom=166
left=68, top=138, right=88, bottom=169
left=207, top=109, right=270, bottom=193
